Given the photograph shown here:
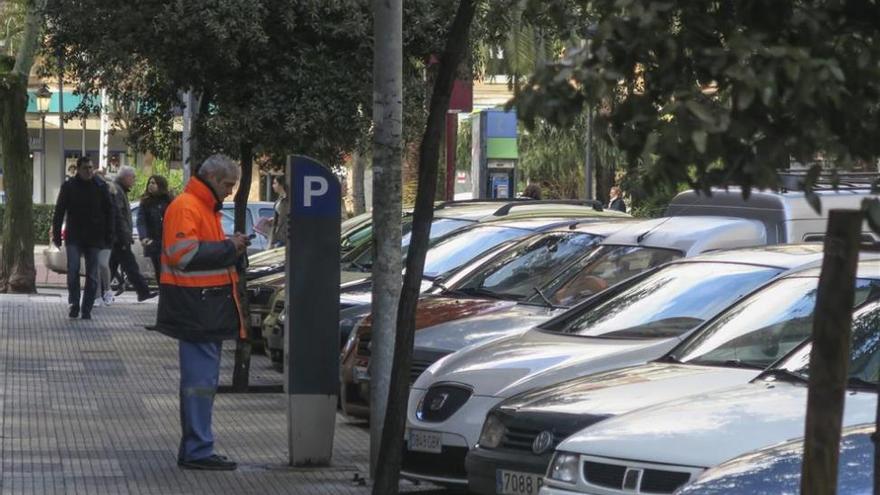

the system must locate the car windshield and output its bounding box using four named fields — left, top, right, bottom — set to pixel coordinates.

left=220, top=208, right=253, bottom=236
left=452, top=232, right=603, bottom=300
left=545, top=262, right=782, bottom=339
left=423, top=225, right=532, bottom=278
left=347, top=218, right=474, bottom=269
left=531, top=244, right=682, bottom=307
left=773, top=300, right=880, bottom=386
left=672, top=277, right=880, bottom=369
